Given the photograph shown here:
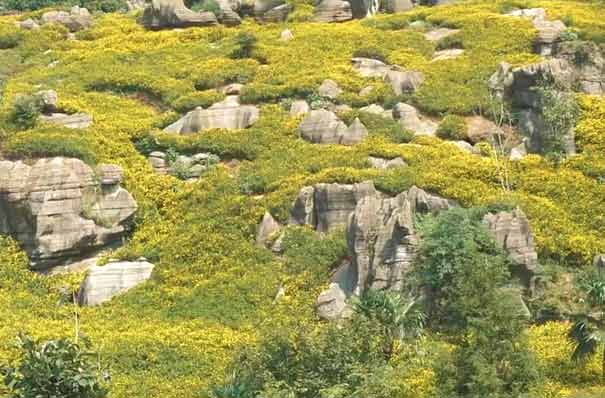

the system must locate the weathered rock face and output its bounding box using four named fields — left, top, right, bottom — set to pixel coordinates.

left=142, top=0, right=218, bottom=29
left=78, top=260, right=154, bottom=306
left=318, top=79, right=342, bottom=99
left=290, top=100, right=310, bottom=117
left=505, top=7, right=565, bottom=56
left=383, top=0, right=413, bottom=13
left=148, top=151, right=218, bottom=179
left=385, top=70, right=424, bottom=95
left=256, top=212, right=282, bottom=247
left=19, top=18, right=39, bottom=30
left=432, top=49, right=464, bottom=62
left=594, top=254, right=605, bottom=268
left=483, top=208, right=539, bottom=283
left=352, top=57, right=392, bottom=78
left=289, top=181, right=377, bottom=233
left=314, top=0, right=353, bottom=23
left=465, top=116, right=504, bottom=144
left=0, top=158, right=137, bottom=270
left=164, top=97, right=259, bottom=134
left=41, top=7, right=92, bottom=32
left=255, top=1, right=291, bottom=23
left=393, top=102, right=437, bottom=136
left=298, top=110, right=367, bottom=145
left=315, top=184, right=453, bottom=319
left=36, top=90, right=58, bottom=113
